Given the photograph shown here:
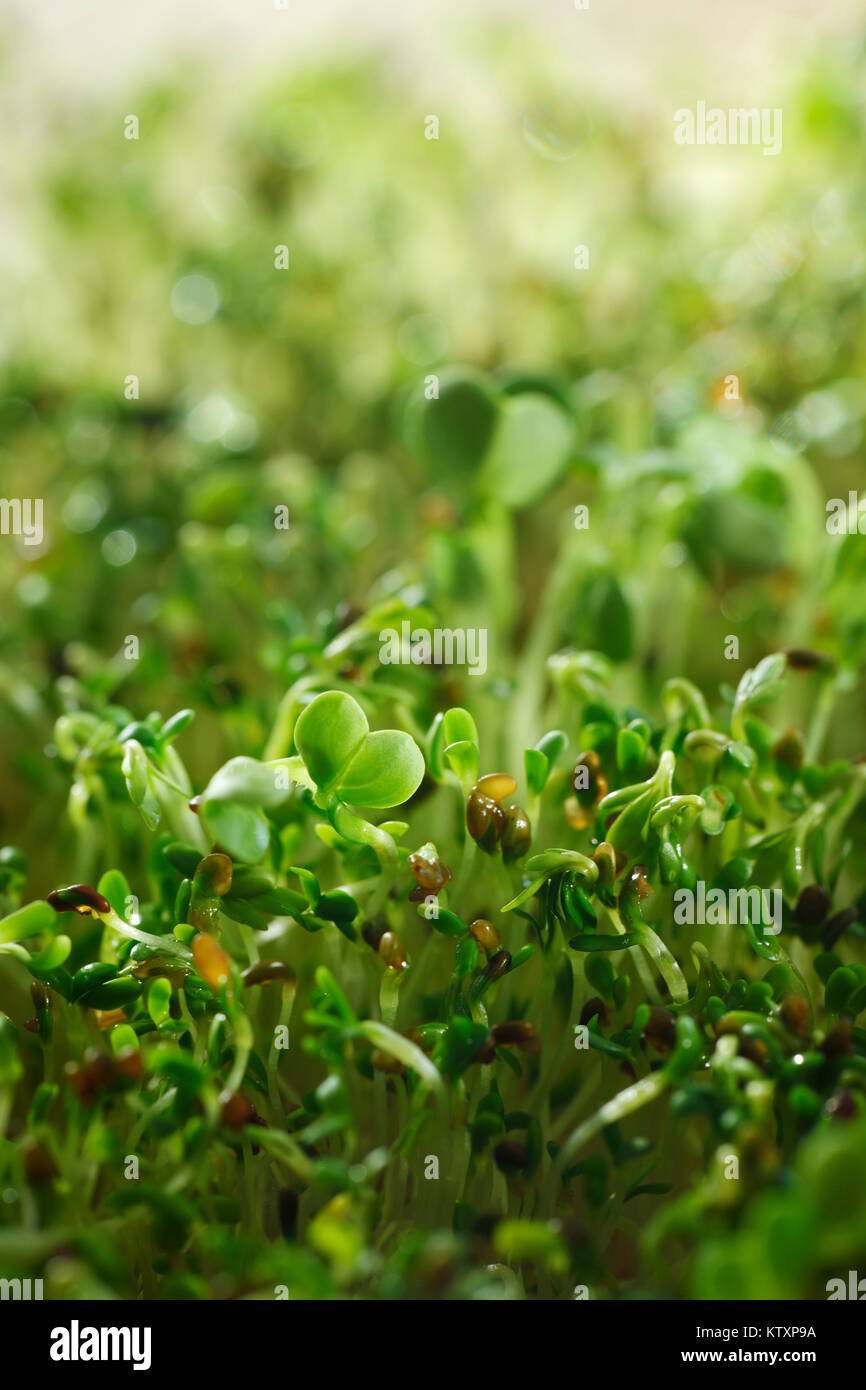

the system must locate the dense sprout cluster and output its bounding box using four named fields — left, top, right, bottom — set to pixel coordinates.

left=1, top=639, right=866, bottom=1300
